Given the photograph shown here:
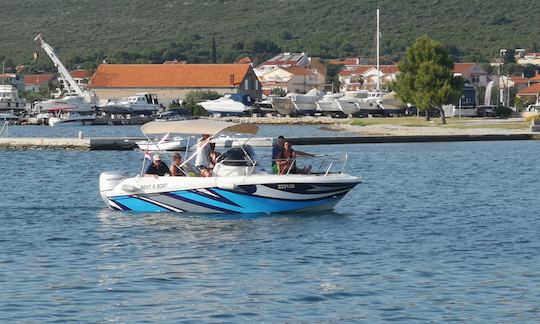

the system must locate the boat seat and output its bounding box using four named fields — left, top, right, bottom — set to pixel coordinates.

left=213, top=163, right=251, bottom=177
